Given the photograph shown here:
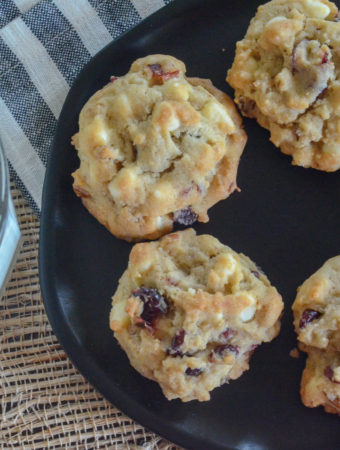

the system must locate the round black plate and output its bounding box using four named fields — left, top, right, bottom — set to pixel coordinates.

left=40, top=1, right=340, bottom=448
